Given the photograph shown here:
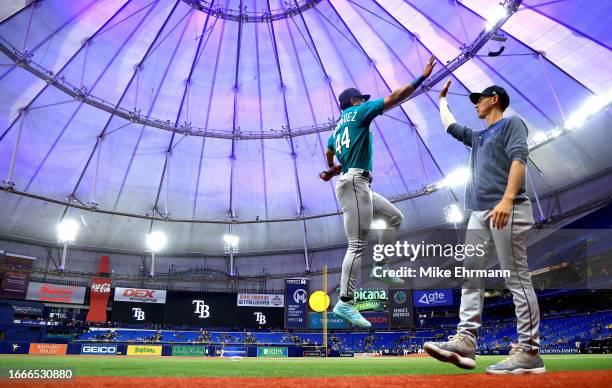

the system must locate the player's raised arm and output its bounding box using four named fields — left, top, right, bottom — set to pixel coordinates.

left=439, top=78, right=473, bottom=147
left=383, top=55, right=436, bottom=111
left=439, top=78, right=457, bottom=129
